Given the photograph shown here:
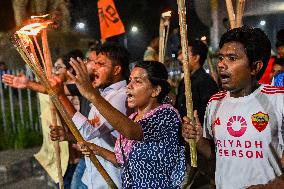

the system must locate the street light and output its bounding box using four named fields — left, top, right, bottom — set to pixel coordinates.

left=260, top=20, right=266, bottom=26
left=76, top=22, right=86, bottom=30
left=131, top=26, right=138, bottom=33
